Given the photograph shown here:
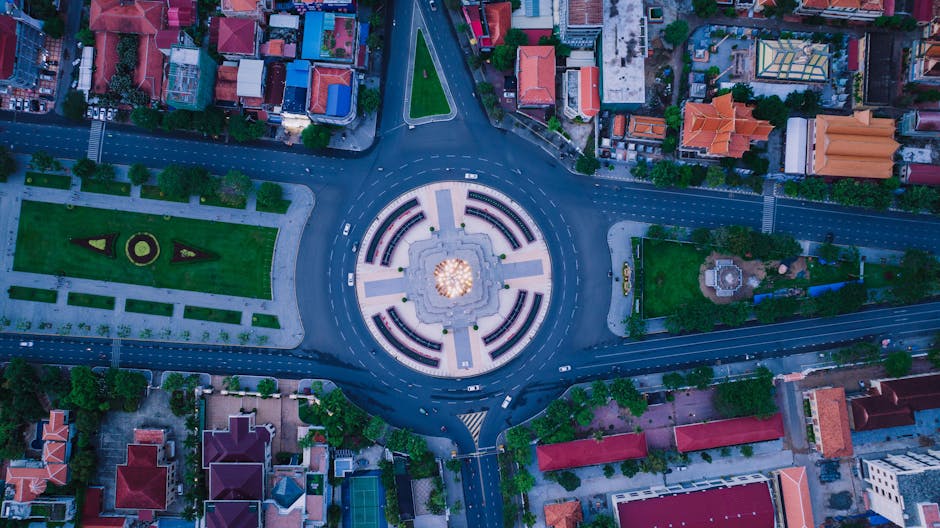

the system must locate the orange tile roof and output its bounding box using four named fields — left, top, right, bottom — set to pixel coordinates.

left=810, top=387, right=854, bottom=458
left=517, top=46, right=556, bottom=107
left=628, top=115, right=667, bottom=139
left=134, top=429, right=166, bottom=445
left=484, top=2, right=512, bottom=47
left=811, top=111, right=898, bottom=179
left=43, top=410, right=70, bottom=443
left=567, top=0, right=602, bottom=25
left=579, top=66, right=599, bottom=118
left=222, top=0, right=257, bottom=12
left=544, top=500, right=583, bottom=528
left=613, top=114, right=627, bottom=137
left=43, top=441, right=68, bottom=465
left=682, top=93, right=773, bottom=158
left=5, top=466, right=50, bottom=502
left=801, top=0, right=882, bottom=9
left=308, top=65, right=351, bottom=115
left=777, top=467, right=815, bottom=528
left=90, top=0, right=165, bottom=34
left=215, top=64, right=239, bottom=102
